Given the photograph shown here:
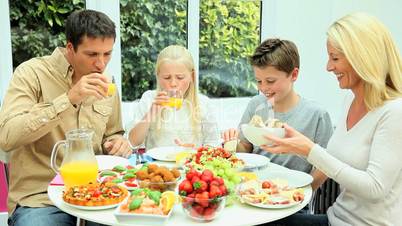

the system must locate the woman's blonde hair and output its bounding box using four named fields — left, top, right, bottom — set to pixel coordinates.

left=327, top=12, right=402, bottom=110
left=154, top=45, right=201, bottom=138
